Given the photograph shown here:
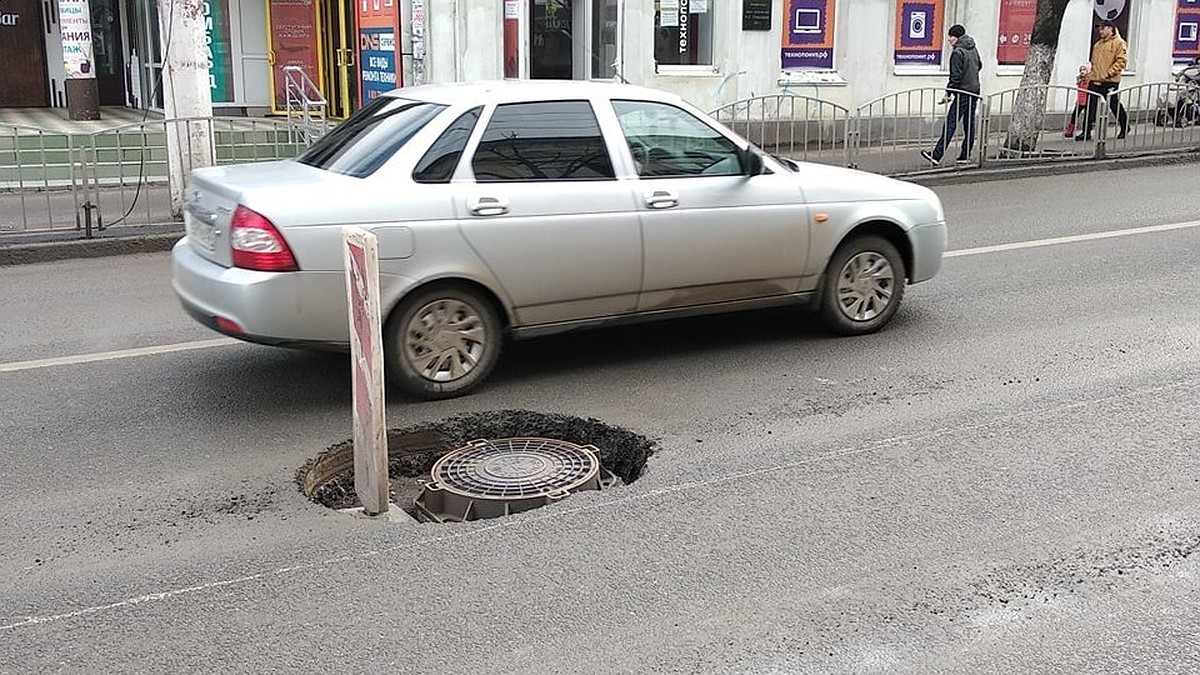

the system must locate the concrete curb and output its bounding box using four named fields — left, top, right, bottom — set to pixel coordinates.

left=902, top=148, right=1200, bottom=187
left=2, top=150, right=1198, bottom=266
left=0, top=231, right=181, bottom=266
